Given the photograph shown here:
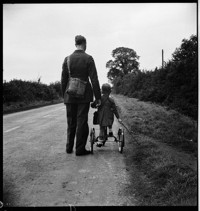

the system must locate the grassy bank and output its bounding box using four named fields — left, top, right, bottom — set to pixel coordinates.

left=113, top=94, right=197, bottom=206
